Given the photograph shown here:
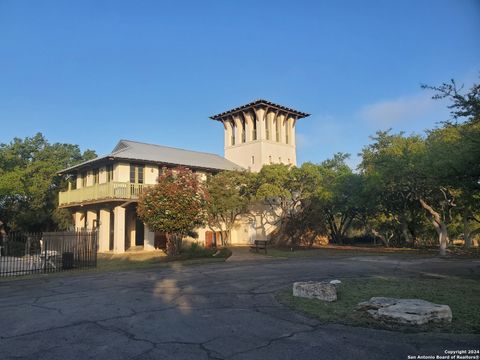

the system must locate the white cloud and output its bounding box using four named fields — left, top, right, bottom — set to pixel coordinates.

left=358, top=92, right=448, bottom=129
